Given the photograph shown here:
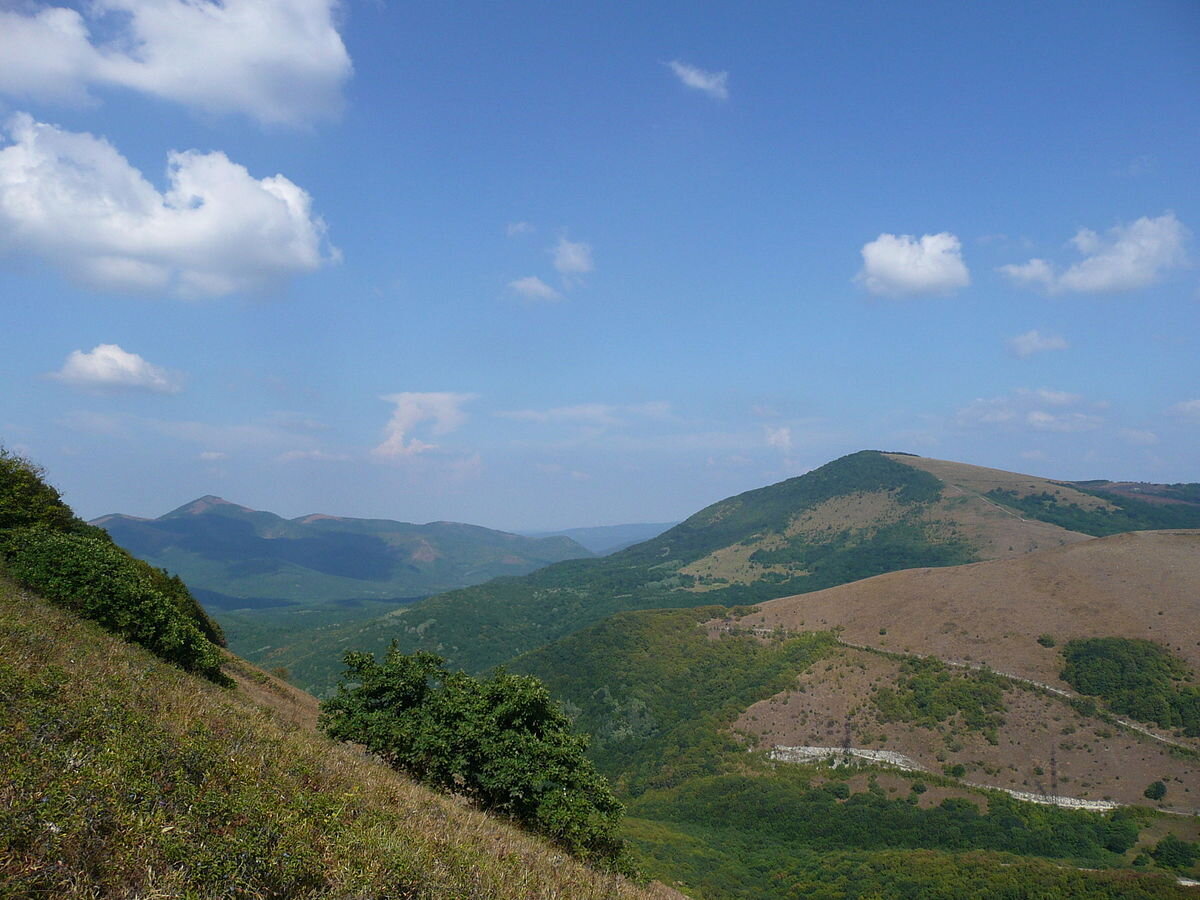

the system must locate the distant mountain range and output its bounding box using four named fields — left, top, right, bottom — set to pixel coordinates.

left=93, top=496, right=594, bottom=662
left=280, top=450, right=1200, bottom=689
